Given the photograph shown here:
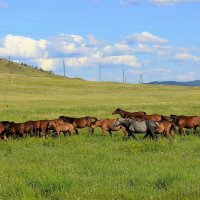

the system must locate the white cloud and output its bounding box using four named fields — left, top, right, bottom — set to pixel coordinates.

left=150, top=0, right=200, bottom=6
left=175, top=53, right=200, bottom=62
left=86, top=35, right=106, bottom=47
left=62, top=54, right=139, bottom=68
left=0, top=35, right=48, bottom=59
left=134, top=43, right=175, bottom=57
left=47, top=34, right=89, bottom=57
left=37, top=58, right=58, bottom=71
left=64, top=57, right=88, bottom=68
left=0, top=34, right=140, bottom=70
left=101, top=43, right=132, bottom=56
left=103, top=55, right=139, bottom=67
left=126, top=32, right=168, bottom=45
